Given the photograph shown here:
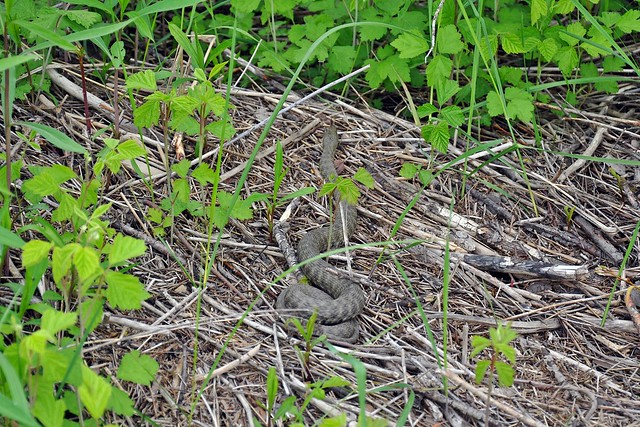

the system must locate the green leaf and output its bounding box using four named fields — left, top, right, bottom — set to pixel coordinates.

left=266, top=367, right=278, bottom=412
left=64, top=10, right=102, bottom=28
left=436, top=24, right=464, bottom=54
left=421, top=121, right=449, bottom=154
left=353, top=167, right=375, bottom=189
left=328, top=45, right=356, bottom=74
left=537, top=38, right=558, bottom=62
left=0, top=354, right=40, bottom=427
left=52, top=244, right=80, bottom=284
left=172, top=159, right=191, bottom=178
left=505, top=87, right=534, bottom=123
left=73, top=247, right=101, bottom=282
left=117, top=350, right=159, bottom=386
left=231, top=0, right=261, bottom=13
left=17, top=122, right=87, bottom=154
left=391, top=32, right=429, bottom=59
left=78, top=365, right=112, bottom=419
left=133, top=98, right=161, bottom=128
left=559, top=22, right=585, bottom=46
left=399, top=163, right=420, bottom=179
left=617, top=10, right=640, bottom=33
left=359, top=10, right=388, bottom=42
left=555, top=46, right=579, bottom=76
left=41, top=309, right=78, bottom=336
left=436, top=79, right=460, bottom=105
left=495, top=361, right=515, bottom=387
left=125, top=70, right=157, bottom=91
left=22, top=240, right=52, bottom=268
left=531, top=0, right=548, bottom=25
left=426, top=54, right=452, bottom=87
left=108, top=387, right=135, bottom=416
left=0, top=226, right=26, bottom=249
left=109, top=234, right=146, bottom=266
left=602, top=55, right=624, bottom=72
left=105, top=271, right=151, bottom=310
left=117, top=140, right=147, bottom=159
left=416, top=103, right=438, bottom=118
left=440, top=105, right=464, bottom=128
left=475, top=359, right=491, bottom=384
left=501, top=33, right=526, bottom=54
left=191, top=163, right=217, bottom=186
left=22, top=164, right=77, bottom=203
